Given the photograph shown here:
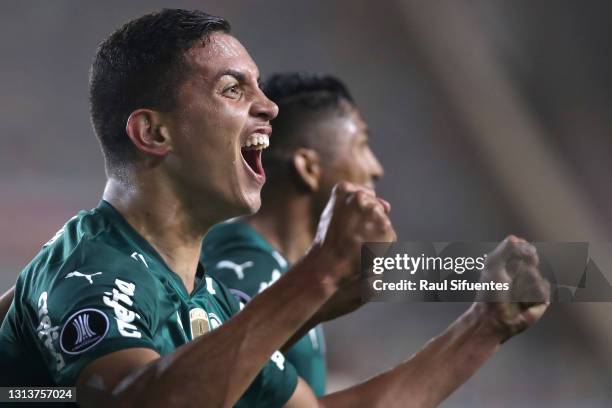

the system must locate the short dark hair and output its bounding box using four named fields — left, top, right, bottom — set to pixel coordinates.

left=89, top=9, right=230, bottom=172
left=261, top=73, right=355, bottom=178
